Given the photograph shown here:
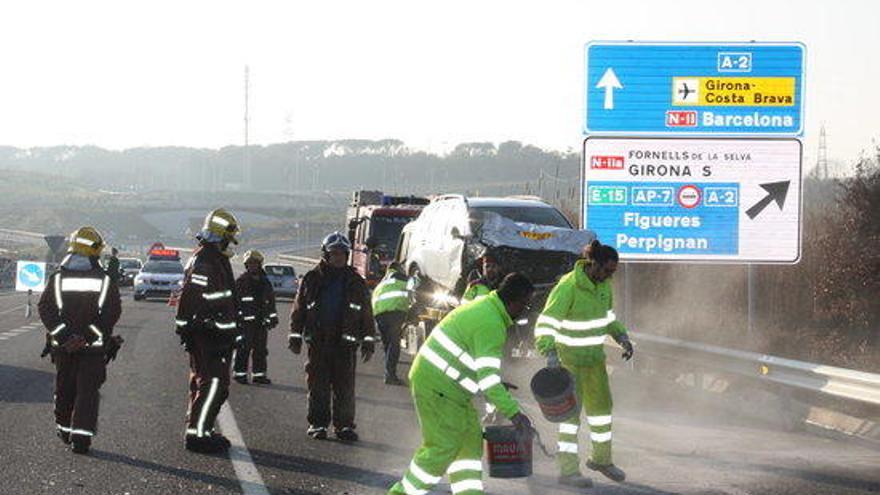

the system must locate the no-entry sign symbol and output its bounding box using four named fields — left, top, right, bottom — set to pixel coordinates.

left=677, top=185, right=702, bottom=209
